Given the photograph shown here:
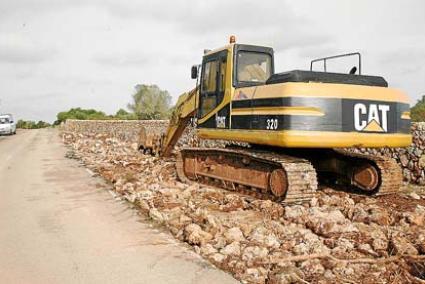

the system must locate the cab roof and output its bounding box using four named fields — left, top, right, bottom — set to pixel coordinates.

left=203, top=43, right=274, bottom=57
